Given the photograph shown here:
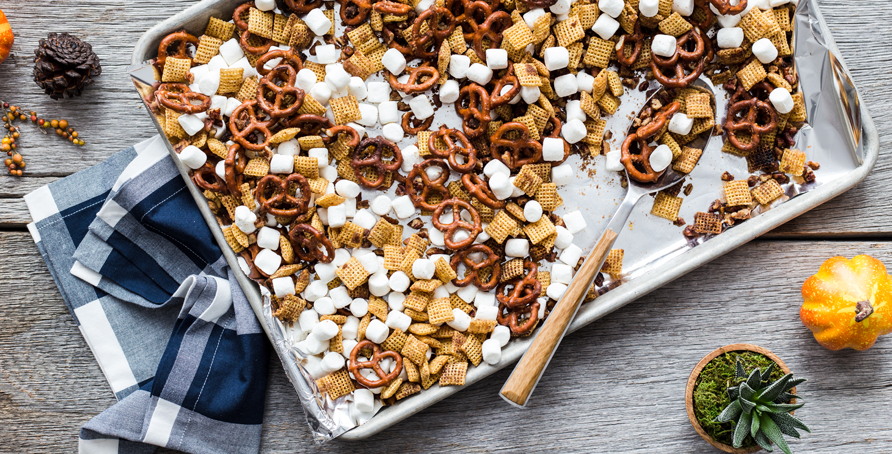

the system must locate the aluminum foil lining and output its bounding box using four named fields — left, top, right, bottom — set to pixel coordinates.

left=134, top=0, right=865, bottom=442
